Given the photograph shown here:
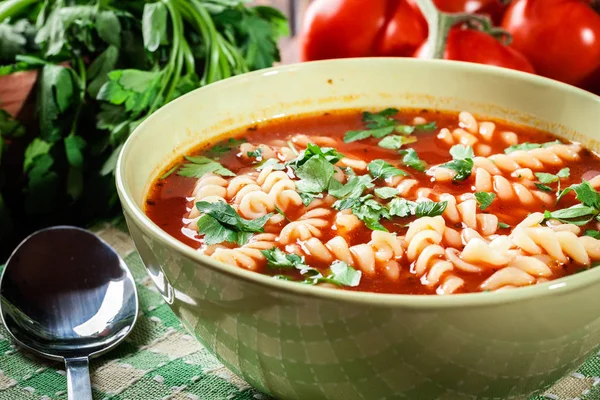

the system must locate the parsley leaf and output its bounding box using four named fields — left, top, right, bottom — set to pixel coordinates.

left=344, top=126, right=394, bottom=143
left=367, top=160, right=409, bottom=180
left=415, top=121, right=437, bottom=131
left=295, top=156, right=335, bottom=193
left=398, top=149, right=427, bottom=172
left=498, top=222, right=510, bottom=229
left=450, top=144, right=474, bottom=160
left=388, top=198, right=416, bottom=217
left=196, top=201, right=271, bottom=245
left=557, top=181, right=600, bottom=209
left=395, top=125, right=415, bottom=135
left=262, top=248, right=308, bottom=269
left=256, top=158, right=286, bottom=171
left=584, top=230, right=600, bottom=239
left=352, top=197, right=390, bottom=231
left=439, top=145, right=474, bottom=181
left=374, top=187, right=399, bottom=199
left=439, top=159, right=473, bottom=181
left=378, top=135, right=417, bottom=150
left=544, top=205, right=597, bottom=226
left=474, top=192, right=496, bottom=211
left=178, top=156, right=235, bottom=178
left=329, top=175, right=374, bottom=199
left=536, top=168, right=570, bottom=184
left=504, top=140, right=562, bottom=154
left=334, top=194, right=390, bottom=231
left=536, top=183, right=553, bottom=192
left=415, top=201, right=447, bottom=217
left=287, top=143, right=343, bottom=169
left=329, top=260, right=361, bottom=287
left=363, top=108, right=398, bottom=129
left=160, top=164, right=180, bottom=180
left=204, top=138, right=247, bottom=158
left=247, top=147, right=262, bottom=159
